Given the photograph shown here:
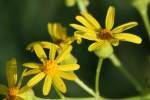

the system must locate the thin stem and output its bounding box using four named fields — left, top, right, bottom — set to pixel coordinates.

left=54, top=86, right=65, bottom=99
left=109, top=53, right=145, bottom=94
left=76, top=0, right=87, bottom=12
left=139, top=9, right=150, bottom=40
left=75, top=78, right=96, bottom=97
left=34, top=94, right=150, bottom=100
left=95, top=58, right=104, bottom=97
